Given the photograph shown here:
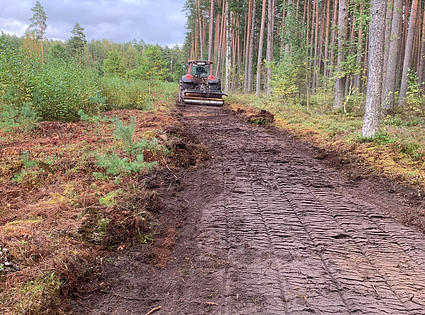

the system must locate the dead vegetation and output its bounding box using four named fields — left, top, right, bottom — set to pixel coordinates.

left=0, top=107, right=210, bottom=314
